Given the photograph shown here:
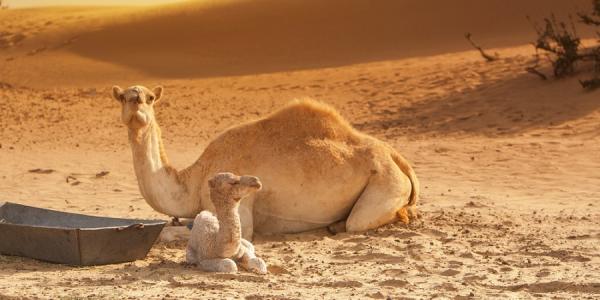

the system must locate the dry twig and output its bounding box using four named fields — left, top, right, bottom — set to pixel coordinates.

left=465, top=33, right=498, bottom=62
